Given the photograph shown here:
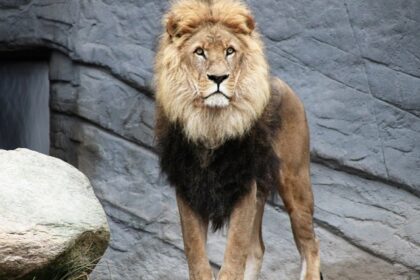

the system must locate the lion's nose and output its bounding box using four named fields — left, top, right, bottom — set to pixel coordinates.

left=207, top=74, right=229, bottom=85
